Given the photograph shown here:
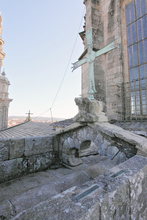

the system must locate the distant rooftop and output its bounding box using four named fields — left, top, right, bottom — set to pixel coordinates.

left=0, top=119, right=73, bottom=139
